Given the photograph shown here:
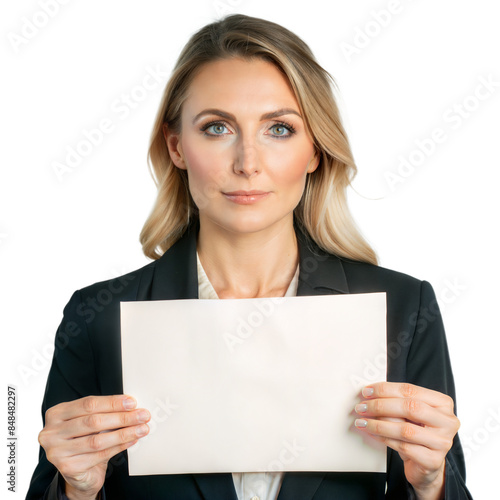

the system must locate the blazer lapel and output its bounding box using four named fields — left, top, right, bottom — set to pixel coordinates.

left=277, top=473, right=326, bottom=500
left=295, top=224, right=349, bottom=297
left=148, top=222, right=349, bottom=300
left=146, top=220, right=349, bottom=301
left=193, top=474, right=238, bottom=500
left=149, top=221, right=200, bottom=301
